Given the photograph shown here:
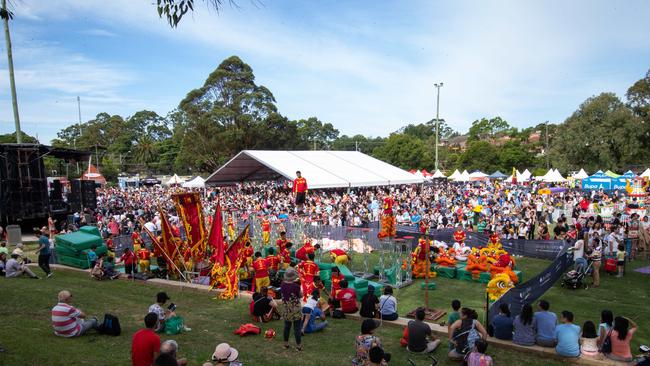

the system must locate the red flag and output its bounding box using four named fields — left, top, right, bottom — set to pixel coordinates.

left=172, top=193, right=207, bottom=250
left=208, top=202, right=225, bottom=266
left=159, top=208, right=178, bottom=260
